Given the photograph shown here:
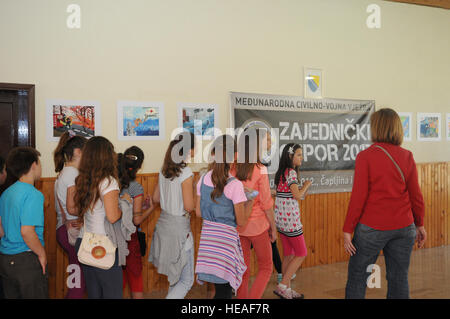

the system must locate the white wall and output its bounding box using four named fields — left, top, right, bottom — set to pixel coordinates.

left=1, top=0, right=449, bottom=177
